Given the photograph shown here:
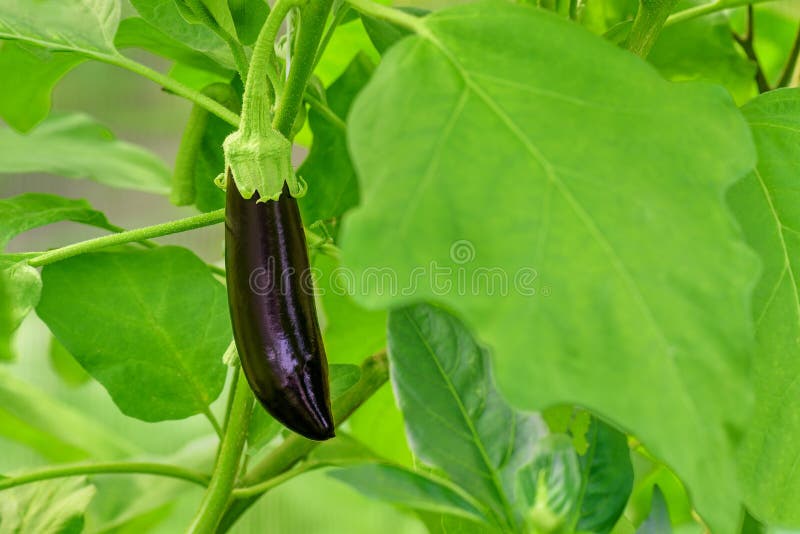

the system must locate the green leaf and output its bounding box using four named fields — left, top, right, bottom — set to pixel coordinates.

left=342, top=3, right=758, bottom=530
left=0, top=366, right=136, bottom=459
left=193, top=107, right=235, bottom=213
left=299, top=53, right=373, bottom=224
left=314, top=18, right=379, bottom=86
left=728, top=88, right=800, bottom=525
left=0, top=258, right=42, bottom=361
left=114, top=17, right=233, bottom=77
left=0, top=477, right=95, bottom=534
left=0, top=193, right=115, bottom=250
left=227, top=0, right=268, bottom=45
left=0, top=42, right=84, bottom=133
left=129, top=0, right=233, bottom=69
left=36, top=247, right=230, bottom=422
left=647, top=4, right=756, bottom=105
left=48, top=336, right=91, bottom=388
left=348, top=384, right=414, bottom=466
left=388, top=303, right=545, bottom=530
left=574, top=419, right=633, bottom=533
left=0, top=114, right=171, bottom=194
left=0, top=0, right=121, bottom=56
left=360, top=7, right=428, bottom=54
left=329, top=463, right=486, bottom=521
